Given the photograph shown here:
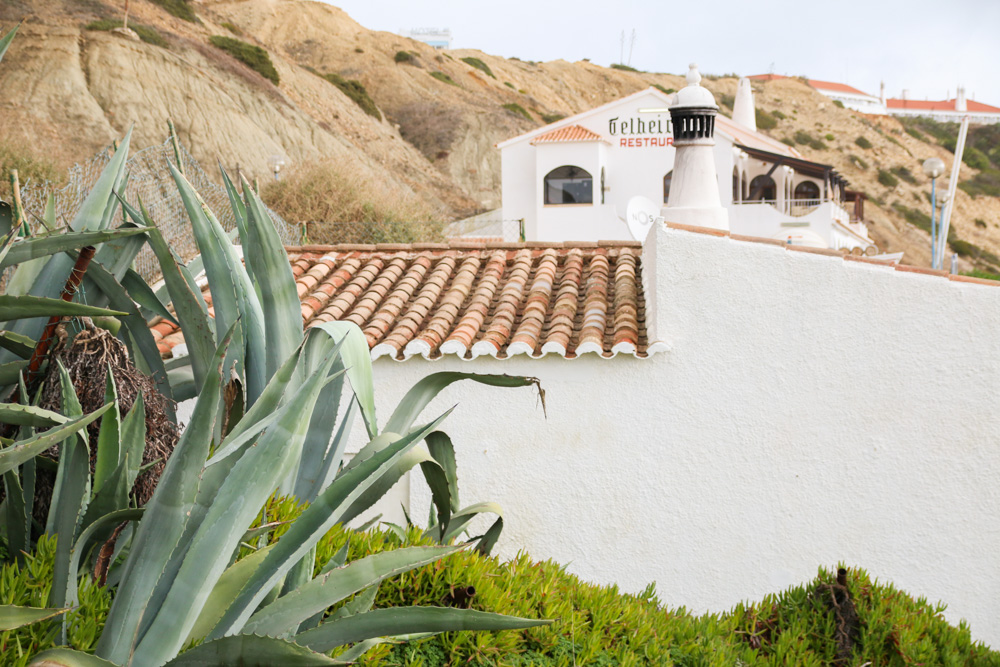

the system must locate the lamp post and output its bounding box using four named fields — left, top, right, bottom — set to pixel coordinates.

left=922, top=157, right=946, bottom=268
